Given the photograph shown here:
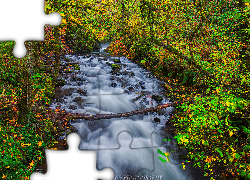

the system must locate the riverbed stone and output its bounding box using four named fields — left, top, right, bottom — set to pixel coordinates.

left=76, top=99, right=85, bottom=108
left=73, top=97, right=82, bottom=102
left=110, top=82, right=117, bottom=87
left=56, top=79, right=67, bottom=86
left=113, top=58, right=121, bottom=63
left=154, top=117, right=160, bottom=123
left=63, top=88, right=76, bottom=96
left=77, top=89, right=87, bottom=96
left=69, top=105, right=77, bottom=110
left=152, top=94, right=163, bottom=103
